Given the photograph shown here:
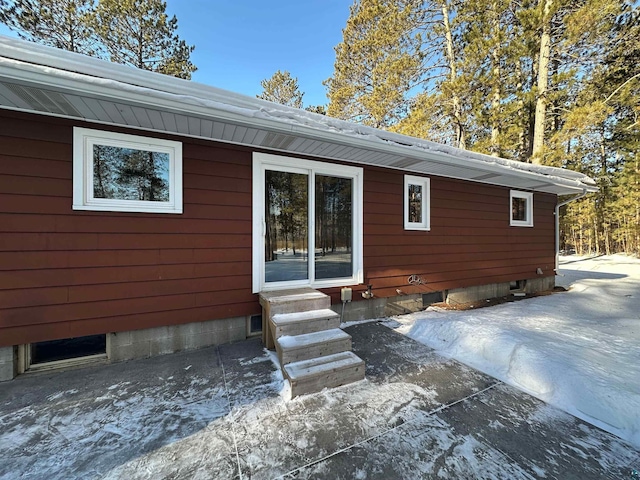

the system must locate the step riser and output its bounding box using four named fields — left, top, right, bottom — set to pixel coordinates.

left=265, top=297, right=330, bottom=316
left=287, top=364, right=365, bottom=398
left=270, top=316, right=340, bottom=339
left=278, top=338, right=352, bottom=366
